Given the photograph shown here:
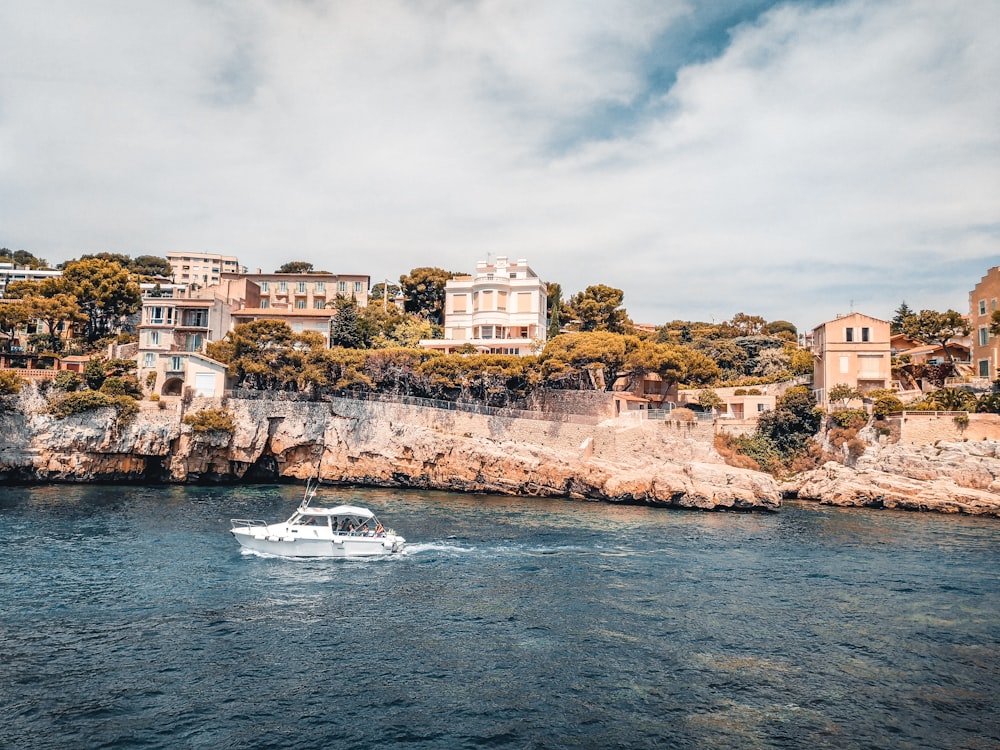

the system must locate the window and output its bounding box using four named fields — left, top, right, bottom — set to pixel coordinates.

left=315, top=281, right=325, bottom=292
left=143, top=353, right=155, bottom=368
left=260, top=281, right=269, bottom=292
left=980, top=299, right=987, bottom=315
left=169, top=356, right=182, bottom=371
left=980, top=327, right=990, bottom=346
left=188, top=334, right=203, bottom=351
left=845, top=327, right=854, bottom=342
left=314, top=300, right=325, bottom=309
left=481, top=325, right=494, bottom=339
left=354, top=281, right=363, bottom=293
left=861, top=327, right=870, bottom=342
left=261, top=299, right=269, bottom=309
left=758, top=403, right=769, bottom=412
left=148, top=306, right=164, bottom=324
left=338, top=281, right=346, bottom=293
left=278, top=281, right=287, bottom=292
left=296, top=299, right=307, bottom=309
left=980, top=360, right=991, bottom=377
left=452, top=294, right=467, bottom=313
left=298, top=282, right=307, bottom=293
left=149, top=331, right=160, bottom=346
